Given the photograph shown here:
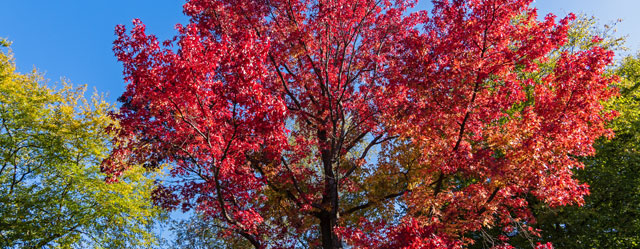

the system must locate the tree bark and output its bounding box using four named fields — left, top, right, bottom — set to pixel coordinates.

left=318, top=129, right=342, bottom=249
left=319, top=211, right=342, bottom=249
